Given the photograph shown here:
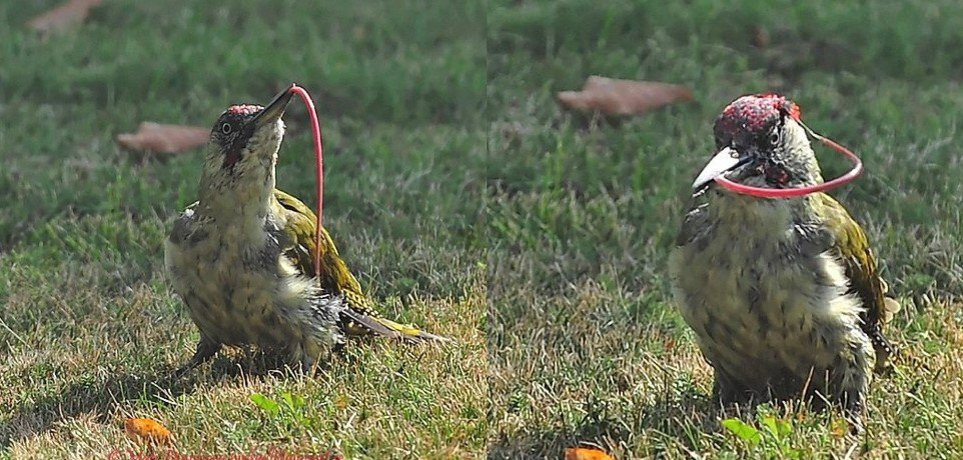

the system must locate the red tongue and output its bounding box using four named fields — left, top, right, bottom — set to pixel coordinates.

left=714, top=121, right=863, bottom=198
left=287, top=84, right=325, bottom=279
